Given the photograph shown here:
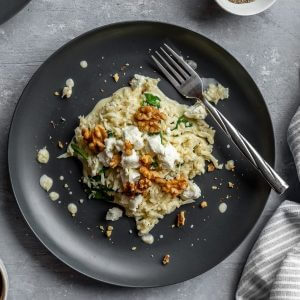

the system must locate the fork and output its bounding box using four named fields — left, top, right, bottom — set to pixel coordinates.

left=152, top=44, right=289, bottom=195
